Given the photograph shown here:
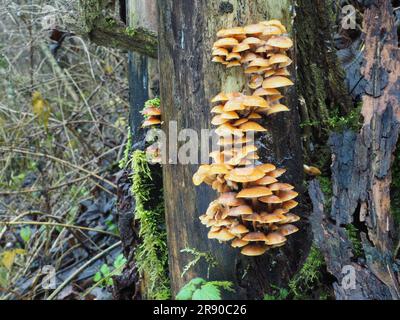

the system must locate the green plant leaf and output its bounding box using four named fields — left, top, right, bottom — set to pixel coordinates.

left=100, top=264, right=110, bottom=277
left=192, top=283, right=221, bottom=300
left=93, top=272, right=102, bottom=282
left=20, top=226, right=32, bottom=243
left=176, top=278, right=205, bottom=300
